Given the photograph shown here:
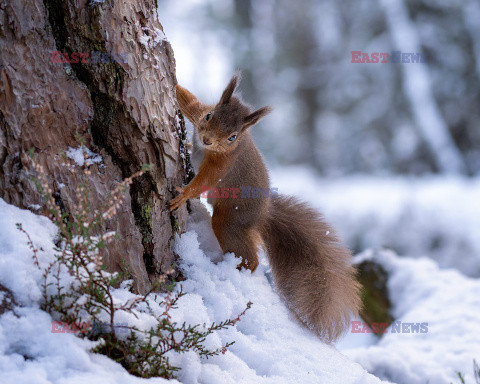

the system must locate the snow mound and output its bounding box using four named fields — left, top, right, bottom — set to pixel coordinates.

left=345, top=250, right=480, bottom=384
left=0, top=198, right=169, bottom=384
left=172, top=200, right=387, bottom=384
left=2, top=192, right=479, bottom=384
left=0, top=197, right=386, bottom=384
